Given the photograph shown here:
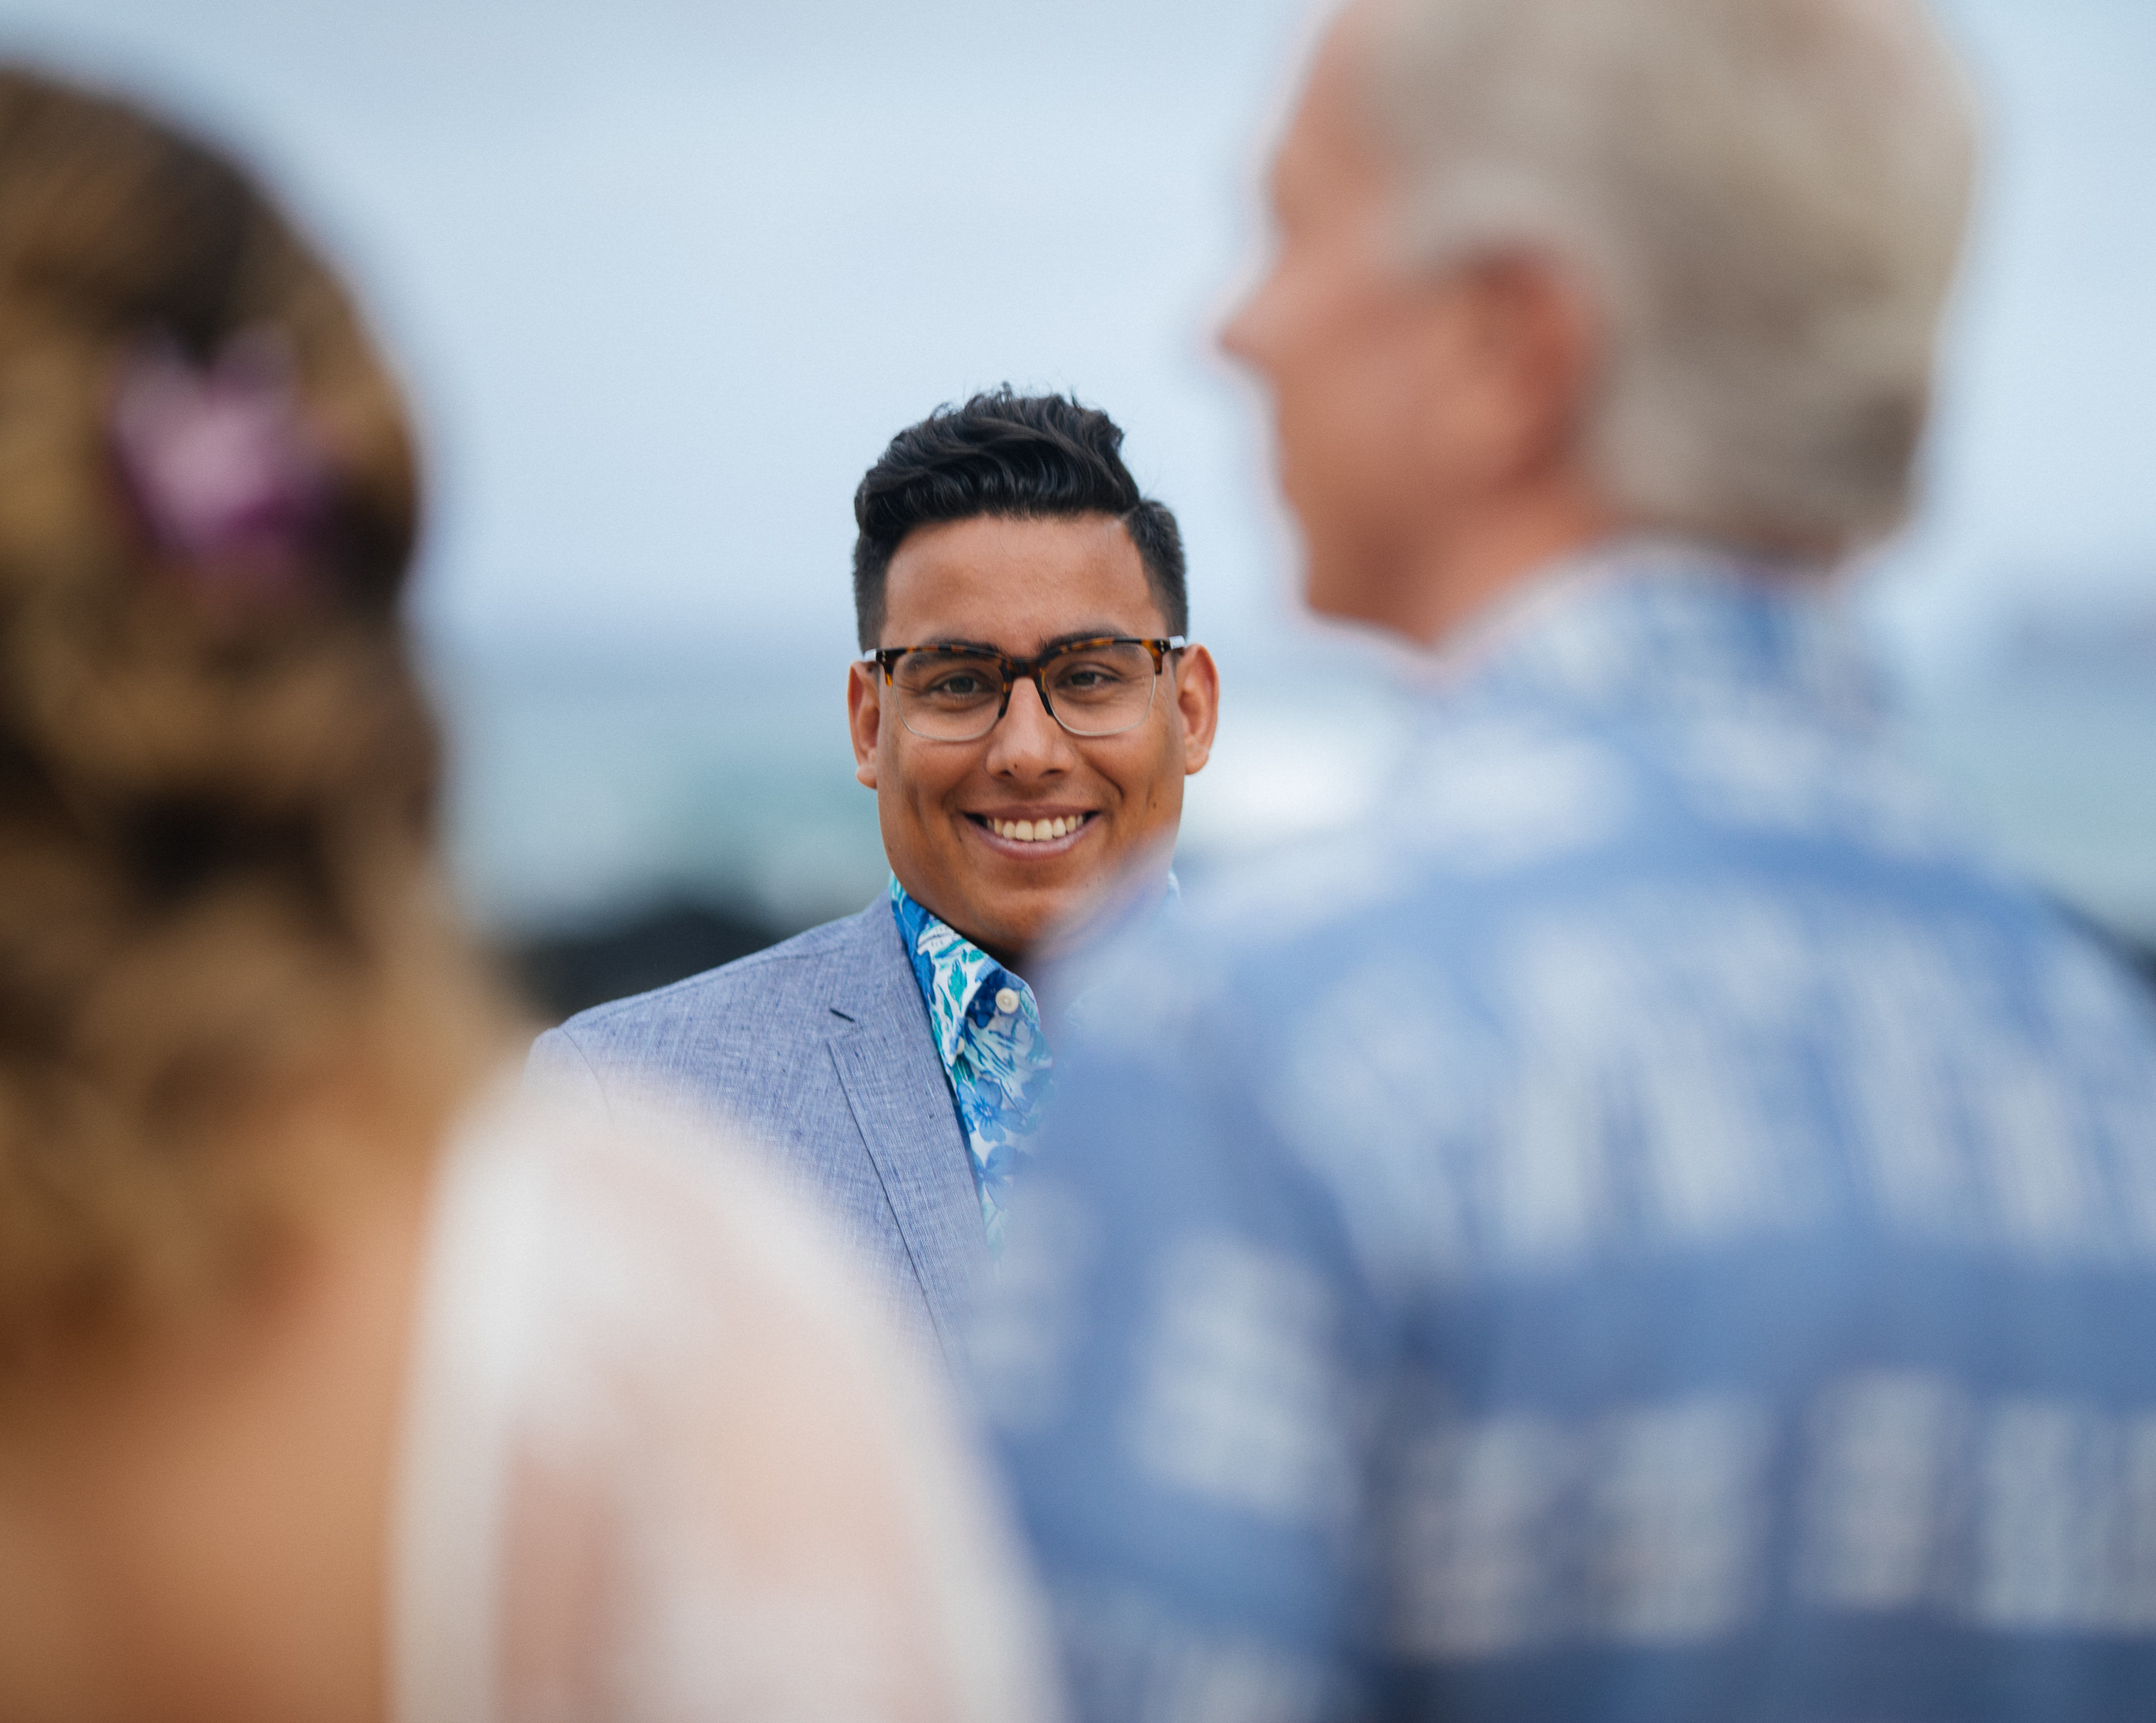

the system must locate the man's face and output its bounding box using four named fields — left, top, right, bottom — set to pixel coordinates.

left=1221, top=8, right=1612, bottom=644
left=1220, top=11, right=1437, bottom=632
left=848, top=514, right=1218, bottom=972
